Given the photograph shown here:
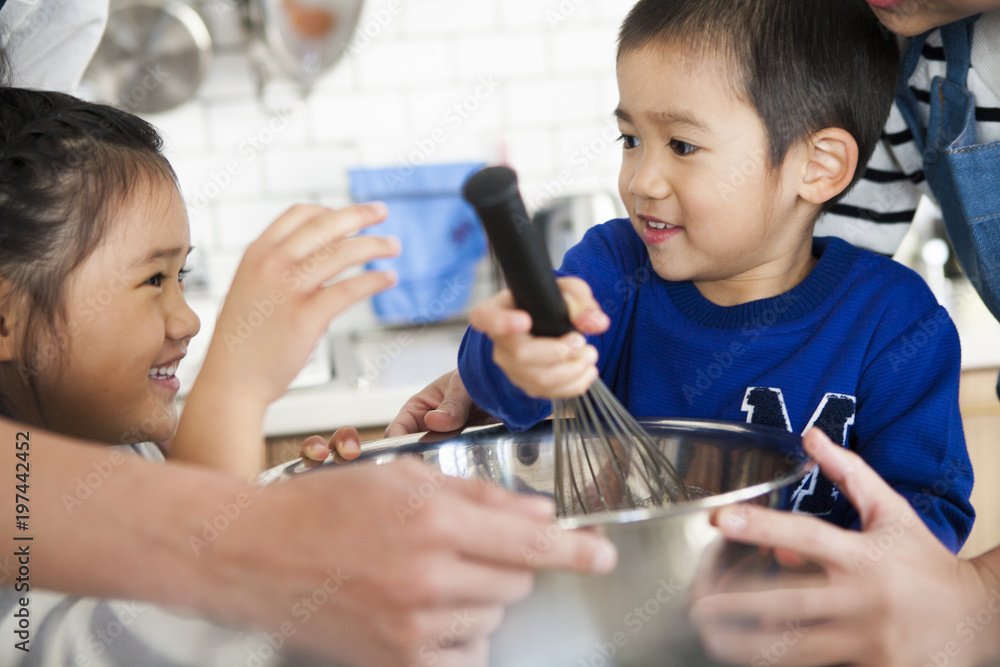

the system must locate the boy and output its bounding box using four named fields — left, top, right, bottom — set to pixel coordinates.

left=458, top=0, right=975, bottom=552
